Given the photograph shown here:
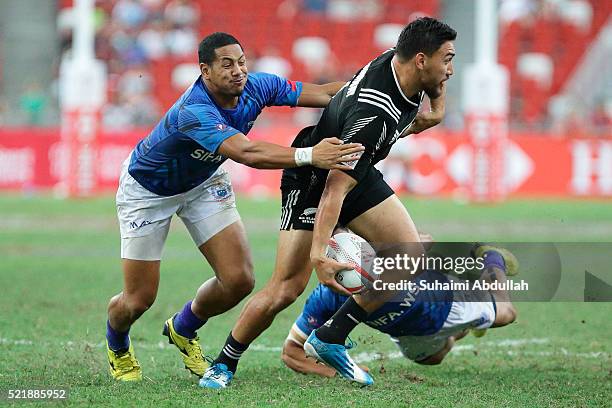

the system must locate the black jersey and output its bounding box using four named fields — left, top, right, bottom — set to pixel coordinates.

left=294, top=49, right=424, bottom=182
